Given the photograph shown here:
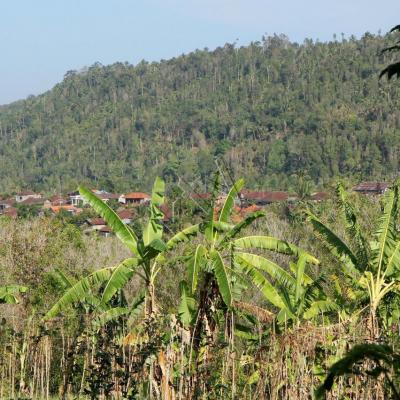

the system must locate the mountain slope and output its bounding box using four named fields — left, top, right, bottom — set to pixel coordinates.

left=0, top=33, right=399, bottom=193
